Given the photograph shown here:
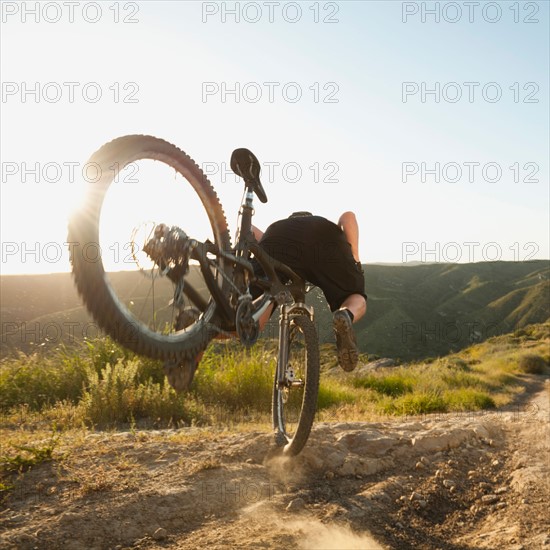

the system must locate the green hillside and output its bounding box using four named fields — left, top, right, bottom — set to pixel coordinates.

left=1, top=261, right=548, bottom=360
left=303, top=260, right=549, bottom=359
